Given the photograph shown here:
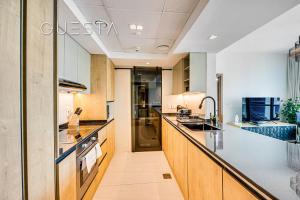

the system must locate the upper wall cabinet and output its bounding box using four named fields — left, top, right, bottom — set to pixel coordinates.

left=77, top=46, right=91, bottom=94
left=74, top=55, right=115, bottom=120
left=58, top=30, right=91, bottom=93
left=106, top=59, right=115, bottom=102
left=173, top=53, right=207, bottom=94
left=64, top=34, right=78, bottom=82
